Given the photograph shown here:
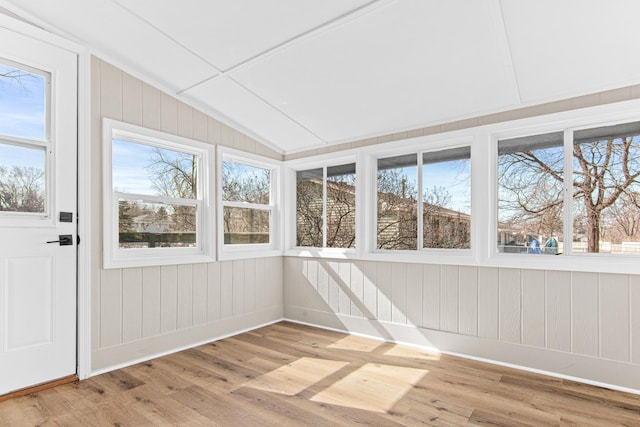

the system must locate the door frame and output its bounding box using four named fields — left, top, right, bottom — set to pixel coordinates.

left=0, top=11, right=93, bottom=381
